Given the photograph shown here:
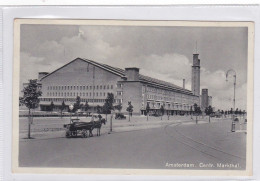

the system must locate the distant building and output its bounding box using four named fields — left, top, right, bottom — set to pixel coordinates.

left=201, top=89, right=209, bottom=110
left=201, top=89, right=213, bottom=111
left=35, top=55, right=201, bottom=115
